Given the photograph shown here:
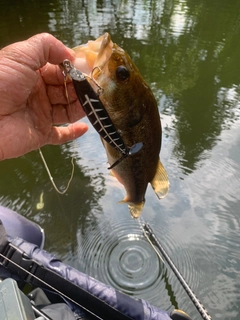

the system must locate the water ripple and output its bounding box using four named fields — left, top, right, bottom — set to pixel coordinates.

left=77, top=219, right=170, bottom=305
left=76, top=213, right=203, bottom=312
